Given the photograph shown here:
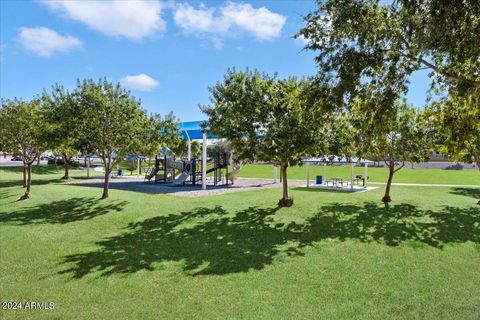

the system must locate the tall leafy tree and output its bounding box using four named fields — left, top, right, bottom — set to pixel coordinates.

left=202, top=70, right=329, bottom=207
left=350, top=97, right=433, bottom=203
left=42, top=84, right=81, bottom=179
left=137, top=112, right=181, bottom=158
left=298, top=0, right=480, bottom=103
left=430, top=94, right=480, bottom=170
left=0, top=99, right=46, bottom=200
left=171, top=139, right=202, bottom=159
left=74, top=79, right=147, bottom=199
